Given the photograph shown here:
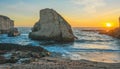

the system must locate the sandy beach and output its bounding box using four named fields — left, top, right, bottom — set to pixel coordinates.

left=0, top=57, right=120, bottom=69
